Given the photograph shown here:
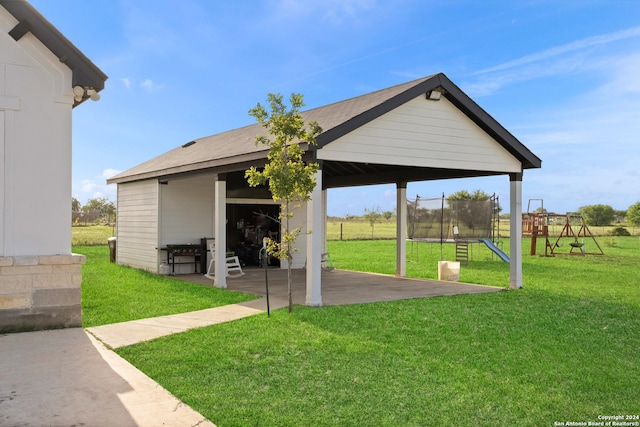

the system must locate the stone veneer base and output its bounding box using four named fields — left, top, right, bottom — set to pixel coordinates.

left=0, top=254, right=85, bottom=333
